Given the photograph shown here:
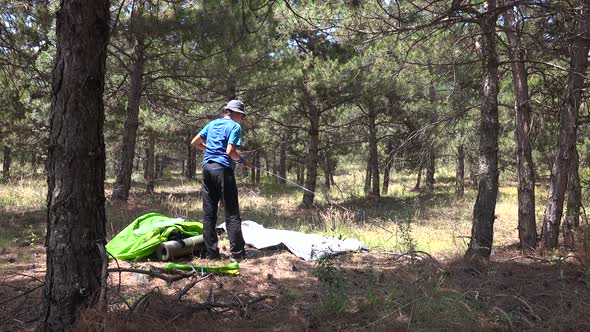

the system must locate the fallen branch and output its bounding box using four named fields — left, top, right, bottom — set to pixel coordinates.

left=107, top=267, right=194, bottom=284
left=174, top=274, right=212, bottom=301
left=130, top=287, right=164, bottom=313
